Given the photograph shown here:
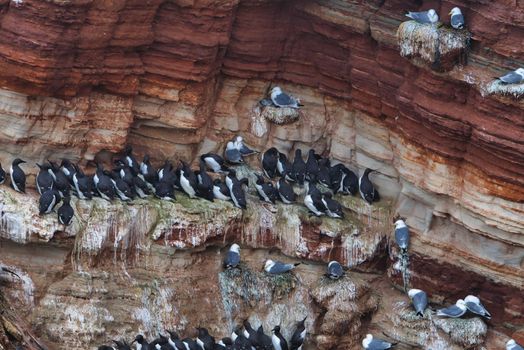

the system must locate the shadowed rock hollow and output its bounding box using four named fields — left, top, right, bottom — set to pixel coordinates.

left=0, top=0, right=523, bottom=349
